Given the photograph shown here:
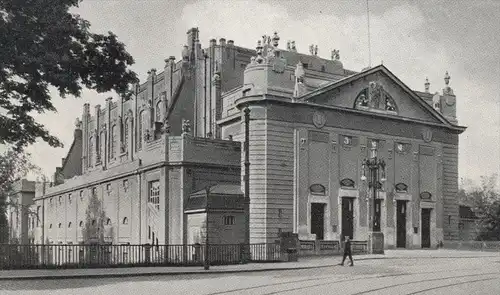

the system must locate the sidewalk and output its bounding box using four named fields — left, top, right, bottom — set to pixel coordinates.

left=0, top=249, right=497, bottom=280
